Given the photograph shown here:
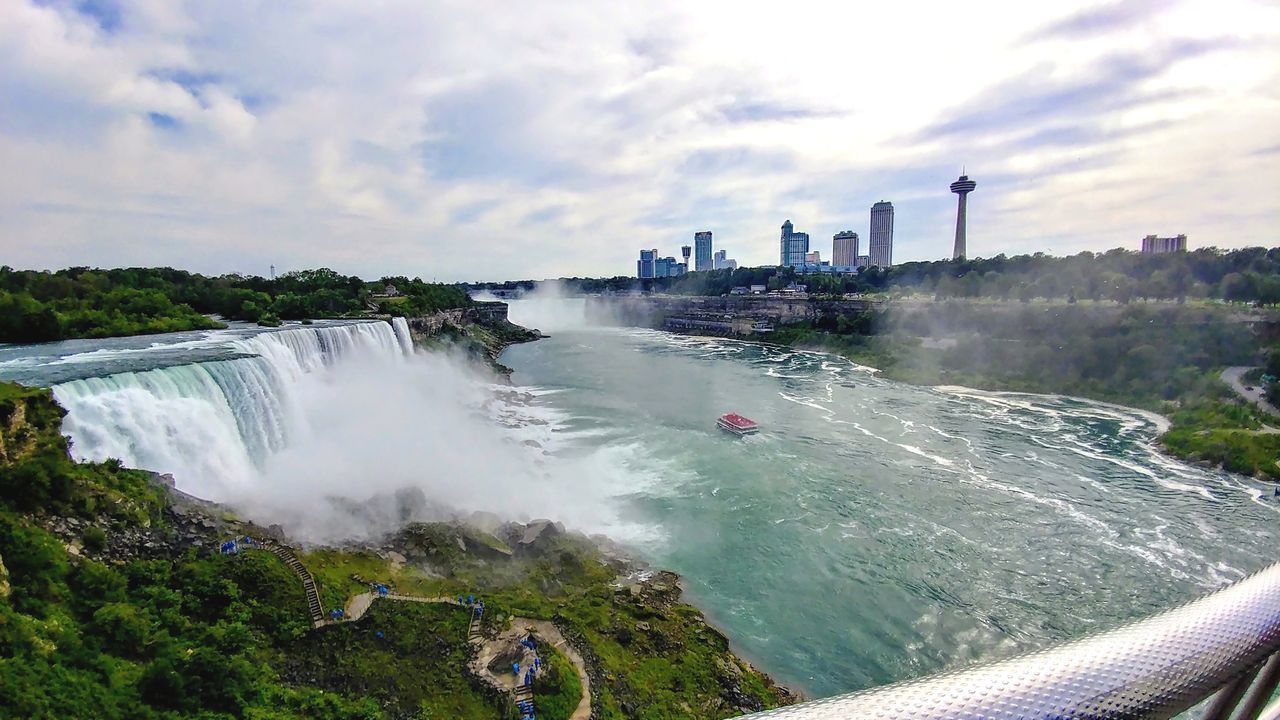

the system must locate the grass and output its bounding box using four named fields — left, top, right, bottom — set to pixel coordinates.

left=532, top=644, right=582, bottom=720
left=301, top=547, right=451, bottom=613
left=280, top=601, right=499, bottom=720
